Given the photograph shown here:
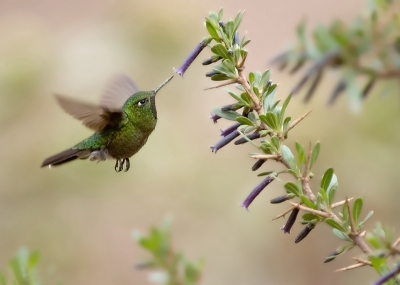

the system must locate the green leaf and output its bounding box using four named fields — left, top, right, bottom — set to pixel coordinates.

left=212, top=64, right=233, bottom=78
left=283, top=117, right=291, bottom=133
left=359, top=211, right=373, bottom=229
left=232, top=46, right=241, bottom=64
left=270, top=136, right=280, bottom=152
left=262, top=84, right=277, bottom=112
left=366, top=232, right=383, bottom=249
left=370, top=255, right=388, bottom=274
left=218, top=8, right=223, bottom=20
left=212, top=107, right=240, bottom=121
left=236, top=116, right=254, bottom=126
left=320, top=168, right=334, bottom=192
left=211, top=43, right=232, bottom=60
left=326, top=174, right=338, bottom=205
left=284, top=182, right=301, bottom=196
left=233, top=11, right=244, bottom=34
left=279, top=94, right=292, bottom=124
left=325, top=218, right=345, bottom=231
left=257, top=171, right=274, bottom=177
left=221, top=59, right=238, bottom=77
left=184, top=260, right=202, bottom=283
left=302, top=213, right=320, bottom=223
left=206, top=20, right=220, bottom=42
left=263, top=112, right=279, bottom=131
left=352, top=198, right=363, bottom=227
left=225, top=20, right=234, bottom=41
left=318, top=188, right=328, bottom=204
left=210, top=74, right=231, bottom=81
left=295, top=141, right=306, bottom=166
left=241, top=39, right=251, bottom=47
left=281, top=145, right=297, bottom=171
left=300, top=194, right=317, bottom=209
left=333, top=228, right=352, bottom=242
left=227, top=91, right=247, bottom=106
left=260, top=70, right=271, bottom=91
left=208, top=12, right=219, bottom=26
left=310, top=141, right=320, bottom=170
left=248, top=72, right=255, bottom=84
